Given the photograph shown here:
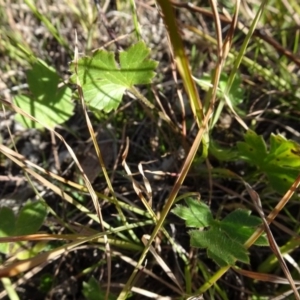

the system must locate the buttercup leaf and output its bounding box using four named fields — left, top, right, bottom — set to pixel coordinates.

left=73, top=41, right=158, bottom=112
left=15, top=60, right=73, bottom=129
left=174, top=198, right=267, bottom=267
left=172, top=198, right=213, bottom=228
left=237, top=130, right=300, bottom=193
